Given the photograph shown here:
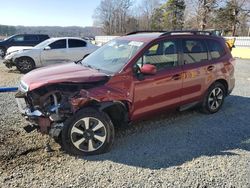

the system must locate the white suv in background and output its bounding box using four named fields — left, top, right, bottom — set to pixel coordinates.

left=3, top=37, right=98, bottom=73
